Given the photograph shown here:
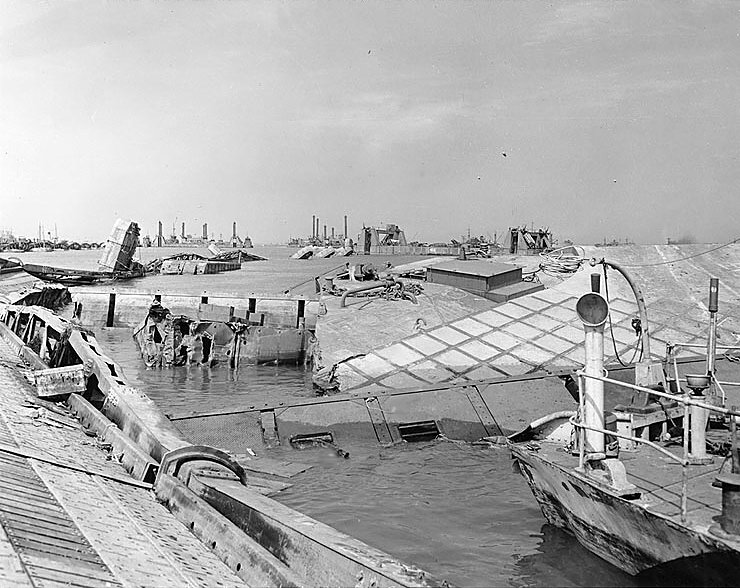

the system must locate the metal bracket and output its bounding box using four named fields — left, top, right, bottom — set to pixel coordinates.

left=365, top=397, right=394, bottom=445
left=260, top=410, right=280, bottom=448
left=464, top=386, right=503, bottom=436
